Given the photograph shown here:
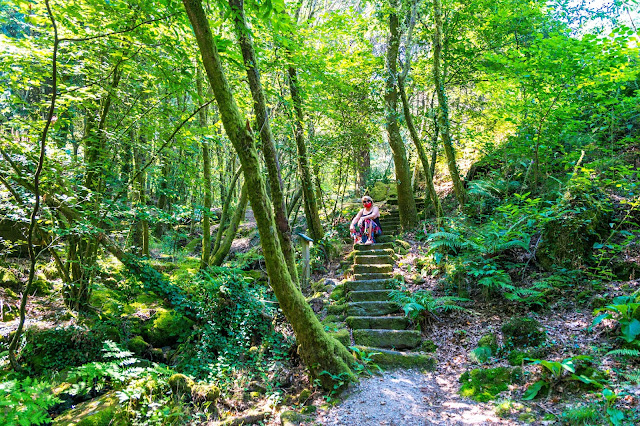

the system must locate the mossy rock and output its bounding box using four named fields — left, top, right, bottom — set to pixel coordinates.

left=42, top=263, right=61, bottom=280
left=127, top=336, right=149, bottom=355
left=419, top=340, right=437, bottom=352
left=192, top=383, right=221, bottom=402
left=469, top=346, right=492, bottom=364
left=33, top=279, right=52, bottom=296
left=143, top=308, right=194, bottom=347
left=502, top=317, right=546, bottom=348
left=329, top=328, right=350, bottom=346
left=478, top=333, right=498, bottom=354
left=300, top=405, right=317, bottom=414
left=330, top=286, right=345, bottom=301
left=280, top=410, right=313, bottom=426
left=0, top=267, right=20, bottom=290
left=53, top=391, right=123, bottom=426
left=537, top=186, right=612, bottom=270
left=168, top=373, right=195, bottom=395
left=326, top=302, right=347, bottom=316
left=323, top=315, right=340, bottom=324
left=369, top=182, right=395, bottom=201
left=459, top=367, right=520, bottom=402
